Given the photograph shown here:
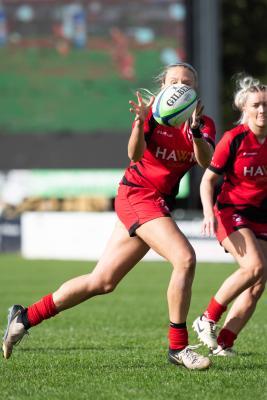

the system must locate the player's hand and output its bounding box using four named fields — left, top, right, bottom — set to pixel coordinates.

left=190, top=99, right=204, bottom=129
left=201, top=213, right=217, bottom=237
left=129, top=91, right=154, bottom=124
